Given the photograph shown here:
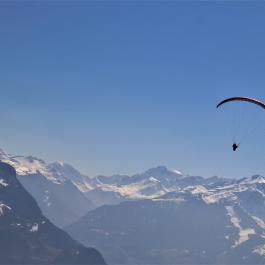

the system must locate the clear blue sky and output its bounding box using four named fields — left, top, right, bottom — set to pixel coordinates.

left=1, top=1, right=265, bottom=178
